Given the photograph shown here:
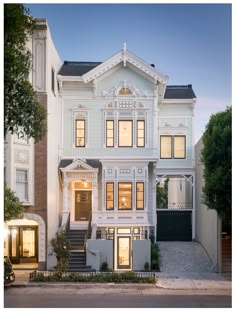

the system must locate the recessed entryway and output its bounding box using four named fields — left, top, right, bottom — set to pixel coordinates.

left=74, top=190, right=92, bottom=221
left=8, top=226, right=38, bottom=264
